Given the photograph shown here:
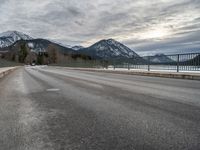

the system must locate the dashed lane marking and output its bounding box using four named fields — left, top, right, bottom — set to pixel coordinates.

left=46, top=88, right=60, bottom=92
